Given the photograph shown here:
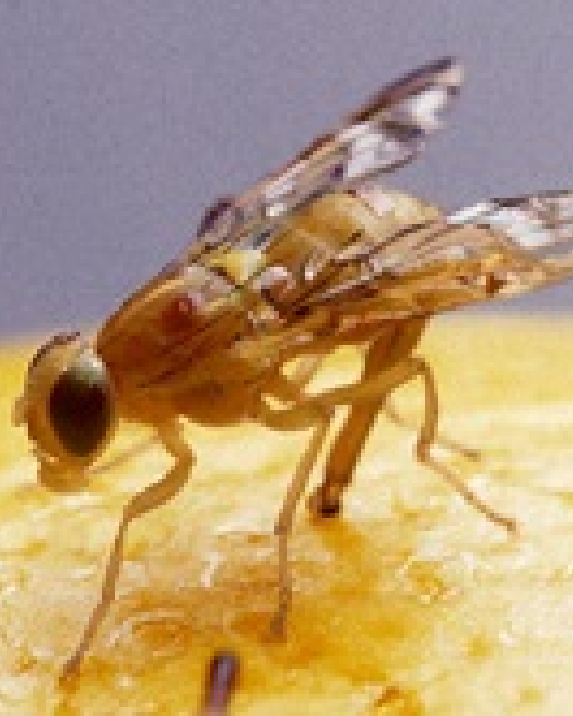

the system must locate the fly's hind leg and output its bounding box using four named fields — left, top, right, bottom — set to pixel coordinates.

left=307, top=396, right=480, bottom=519
left=413, top=358, right=516, bottom=532
left=307, top=400, right=379, bottom=518
left=61, top=421, right=194, bottom=680
left=303, top=355, right=515, bottom=532
left=307, top=323, right=425, bottom=519
left=383, top=399, right=481, bottom=462
left=308, top=330, right=480, bottom=520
